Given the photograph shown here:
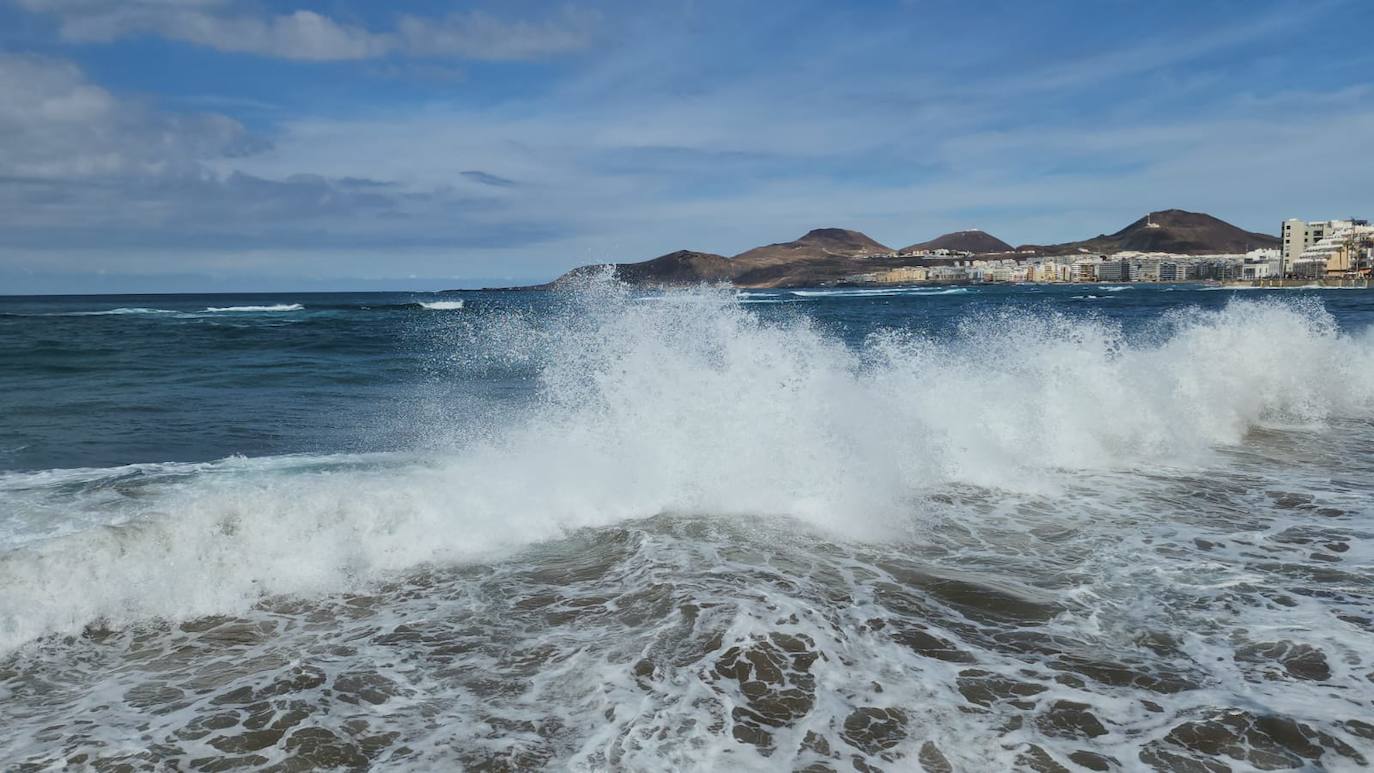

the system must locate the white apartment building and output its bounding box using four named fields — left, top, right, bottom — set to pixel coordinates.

left=926, top=265, right=969, bottom=282
left=989, top=266, right=1014, bottom=282
left=1159, top=261, right=1193, bottom=282
left=1097, top=259, right=1131, bottom=282
left=1291, top=221, right=1374, bottom=278
left=1070, top=258, right=1100, bottom=282
left=1242, top=248, right=1282, bottom=280
left=1282, top=219, right=1354, bottom=275
left=1134, top=259, right=1163, bottom=282
left=1032, top=261, right=1072, bottom=282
